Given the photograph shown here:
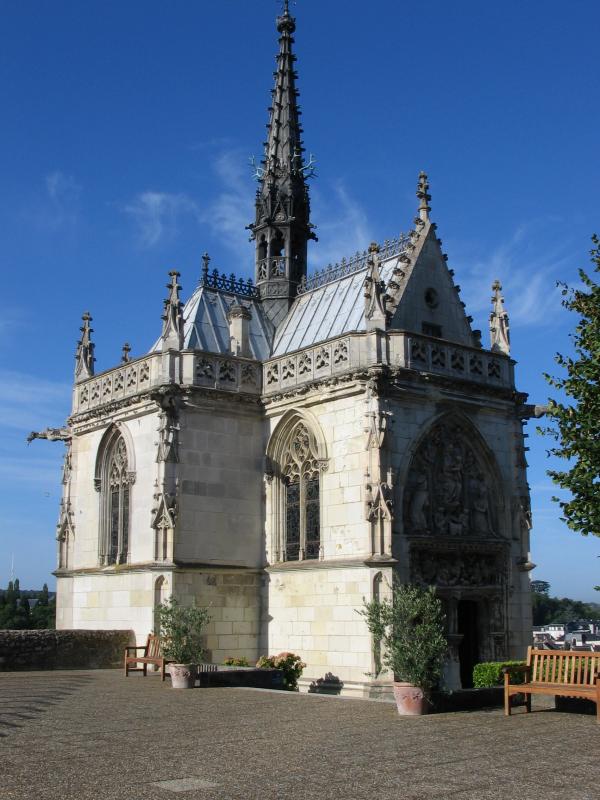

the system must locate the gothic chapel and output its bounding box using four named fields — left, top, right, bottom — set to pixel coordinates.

left=40, top=4, right=534, bottom=693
